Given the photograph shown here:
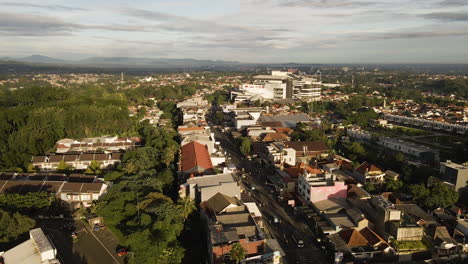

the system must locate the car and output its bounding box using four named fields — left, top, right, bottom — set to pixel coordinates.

left=117, top=248, right=128, bottom=256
